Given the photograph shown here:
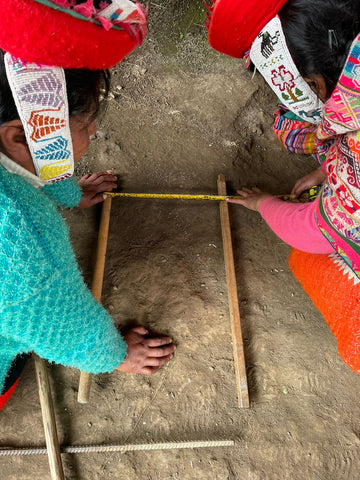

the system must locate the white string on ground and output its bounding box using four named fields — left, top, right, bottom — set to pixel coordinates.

left=0, top=440, right=234, bottom=456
